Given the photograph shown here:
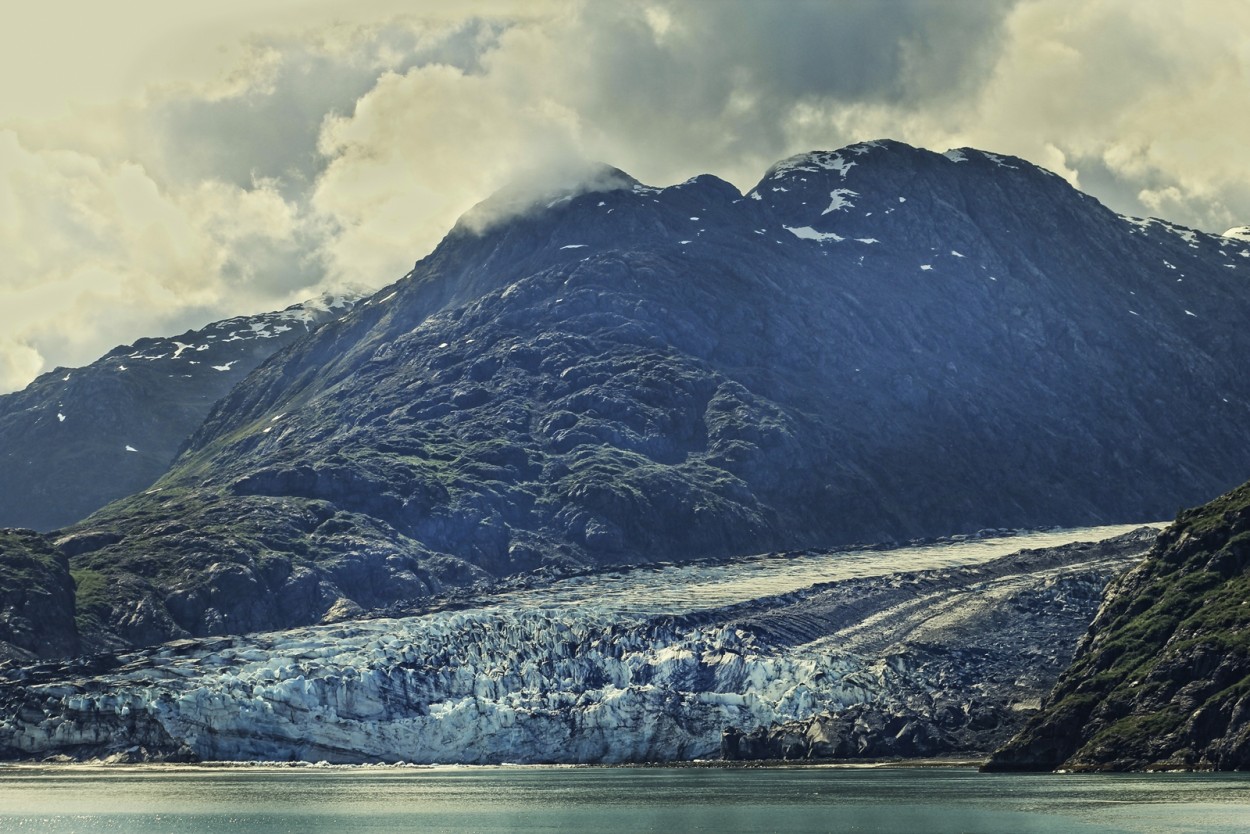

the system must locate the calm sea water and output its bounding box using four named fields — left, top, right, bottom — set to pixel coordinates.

left=0, top=765, right=1247, bottom=833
